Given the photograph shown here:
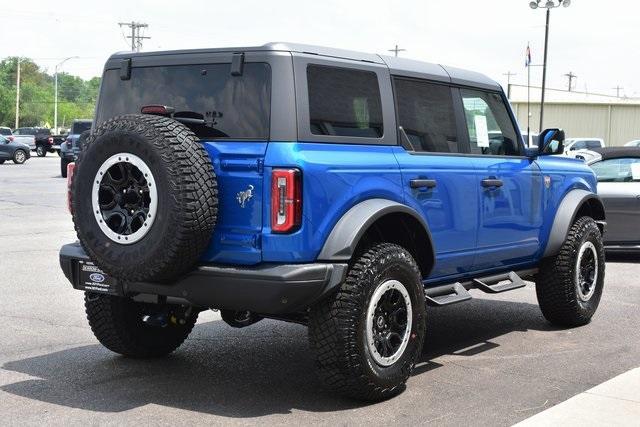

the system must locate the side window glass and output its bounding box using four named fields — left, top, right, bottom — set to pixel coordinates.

left=592, top=158, right=640, bottom=182
left=394, top=78, right=459, bottom=153
left=307, top=65, right=383, bottom=138
left=461, top=89, right=521, bottom=156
